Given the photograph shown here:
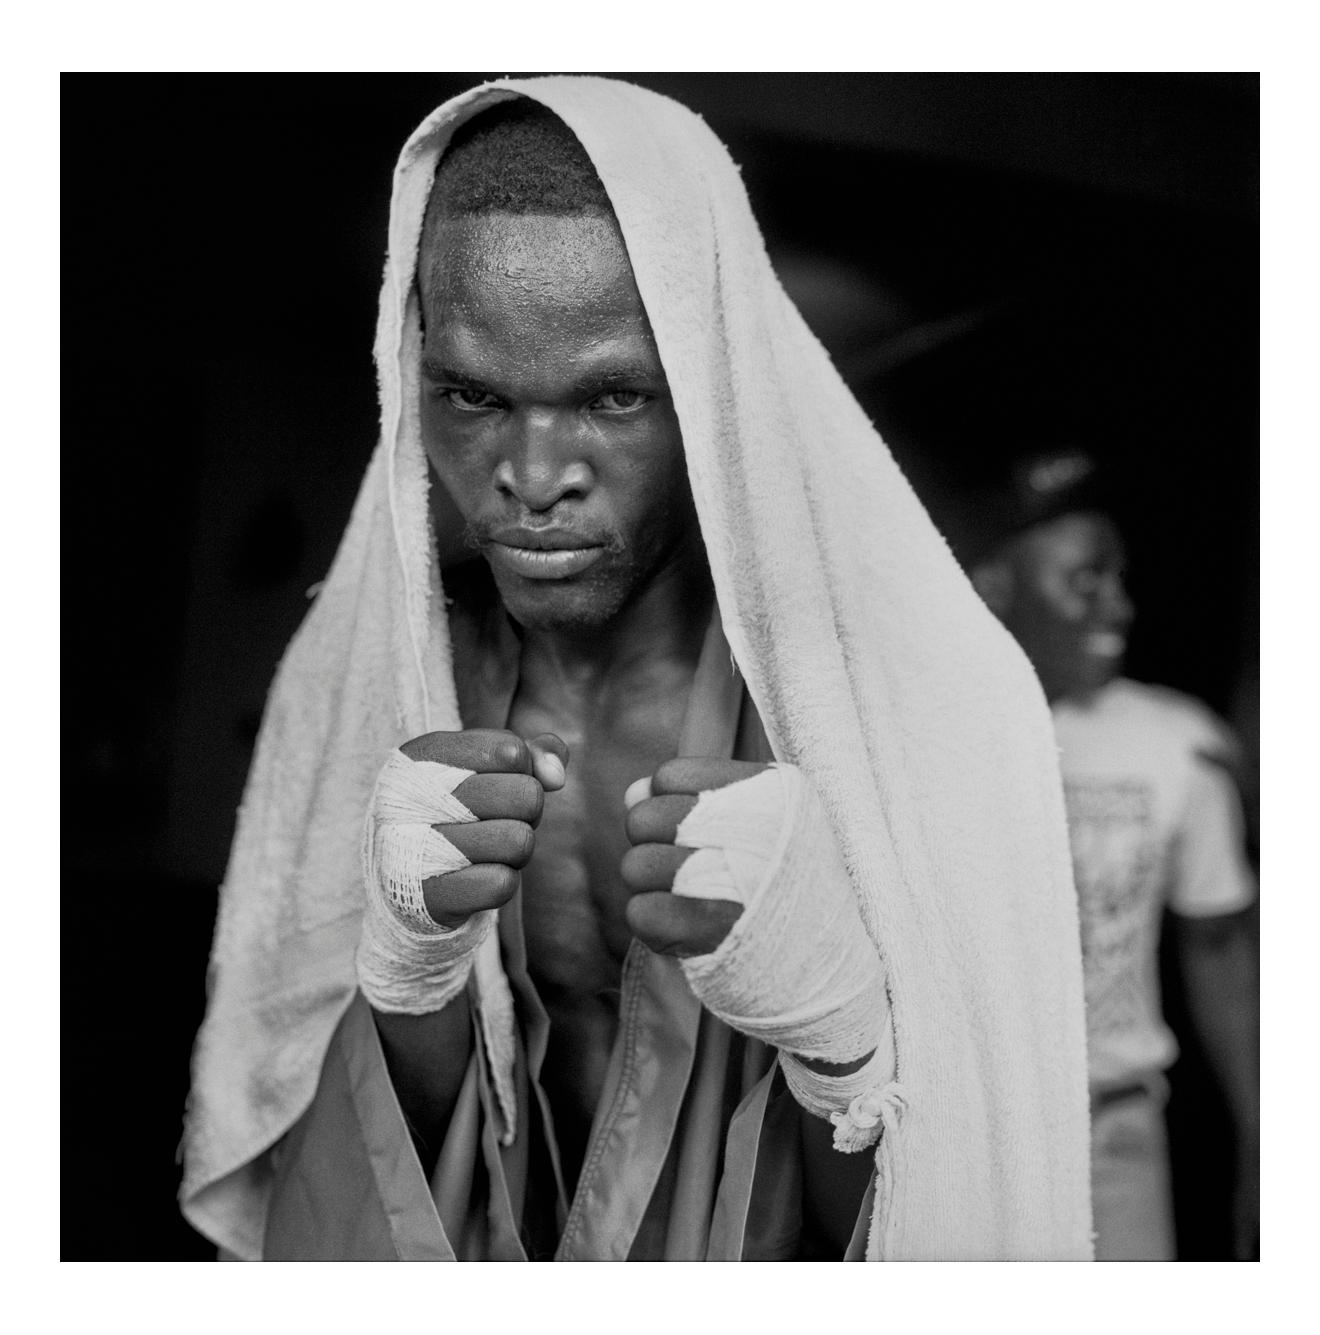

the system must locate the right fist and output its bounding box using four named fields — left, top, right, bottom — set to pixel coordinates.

left=396, top=729, right=569, bottom=928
